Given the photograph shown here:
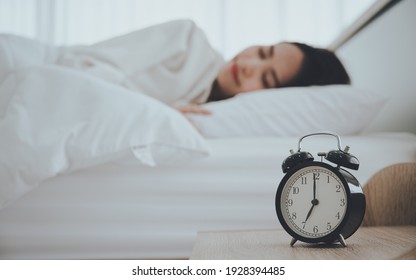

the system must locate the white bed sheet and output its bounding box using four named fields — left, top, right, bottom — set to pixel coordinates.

left=0, top=133, right=415, bottom=259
